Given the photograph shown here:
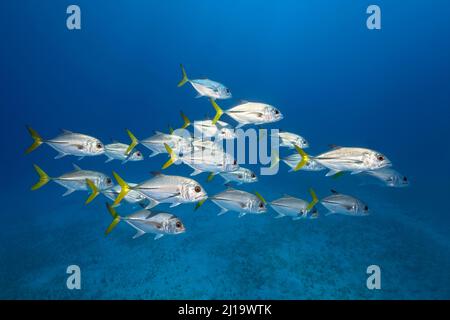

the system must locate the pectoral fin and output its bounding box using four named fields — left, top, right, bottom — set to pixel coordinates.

left=132, top=229, right=145, bottom=239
